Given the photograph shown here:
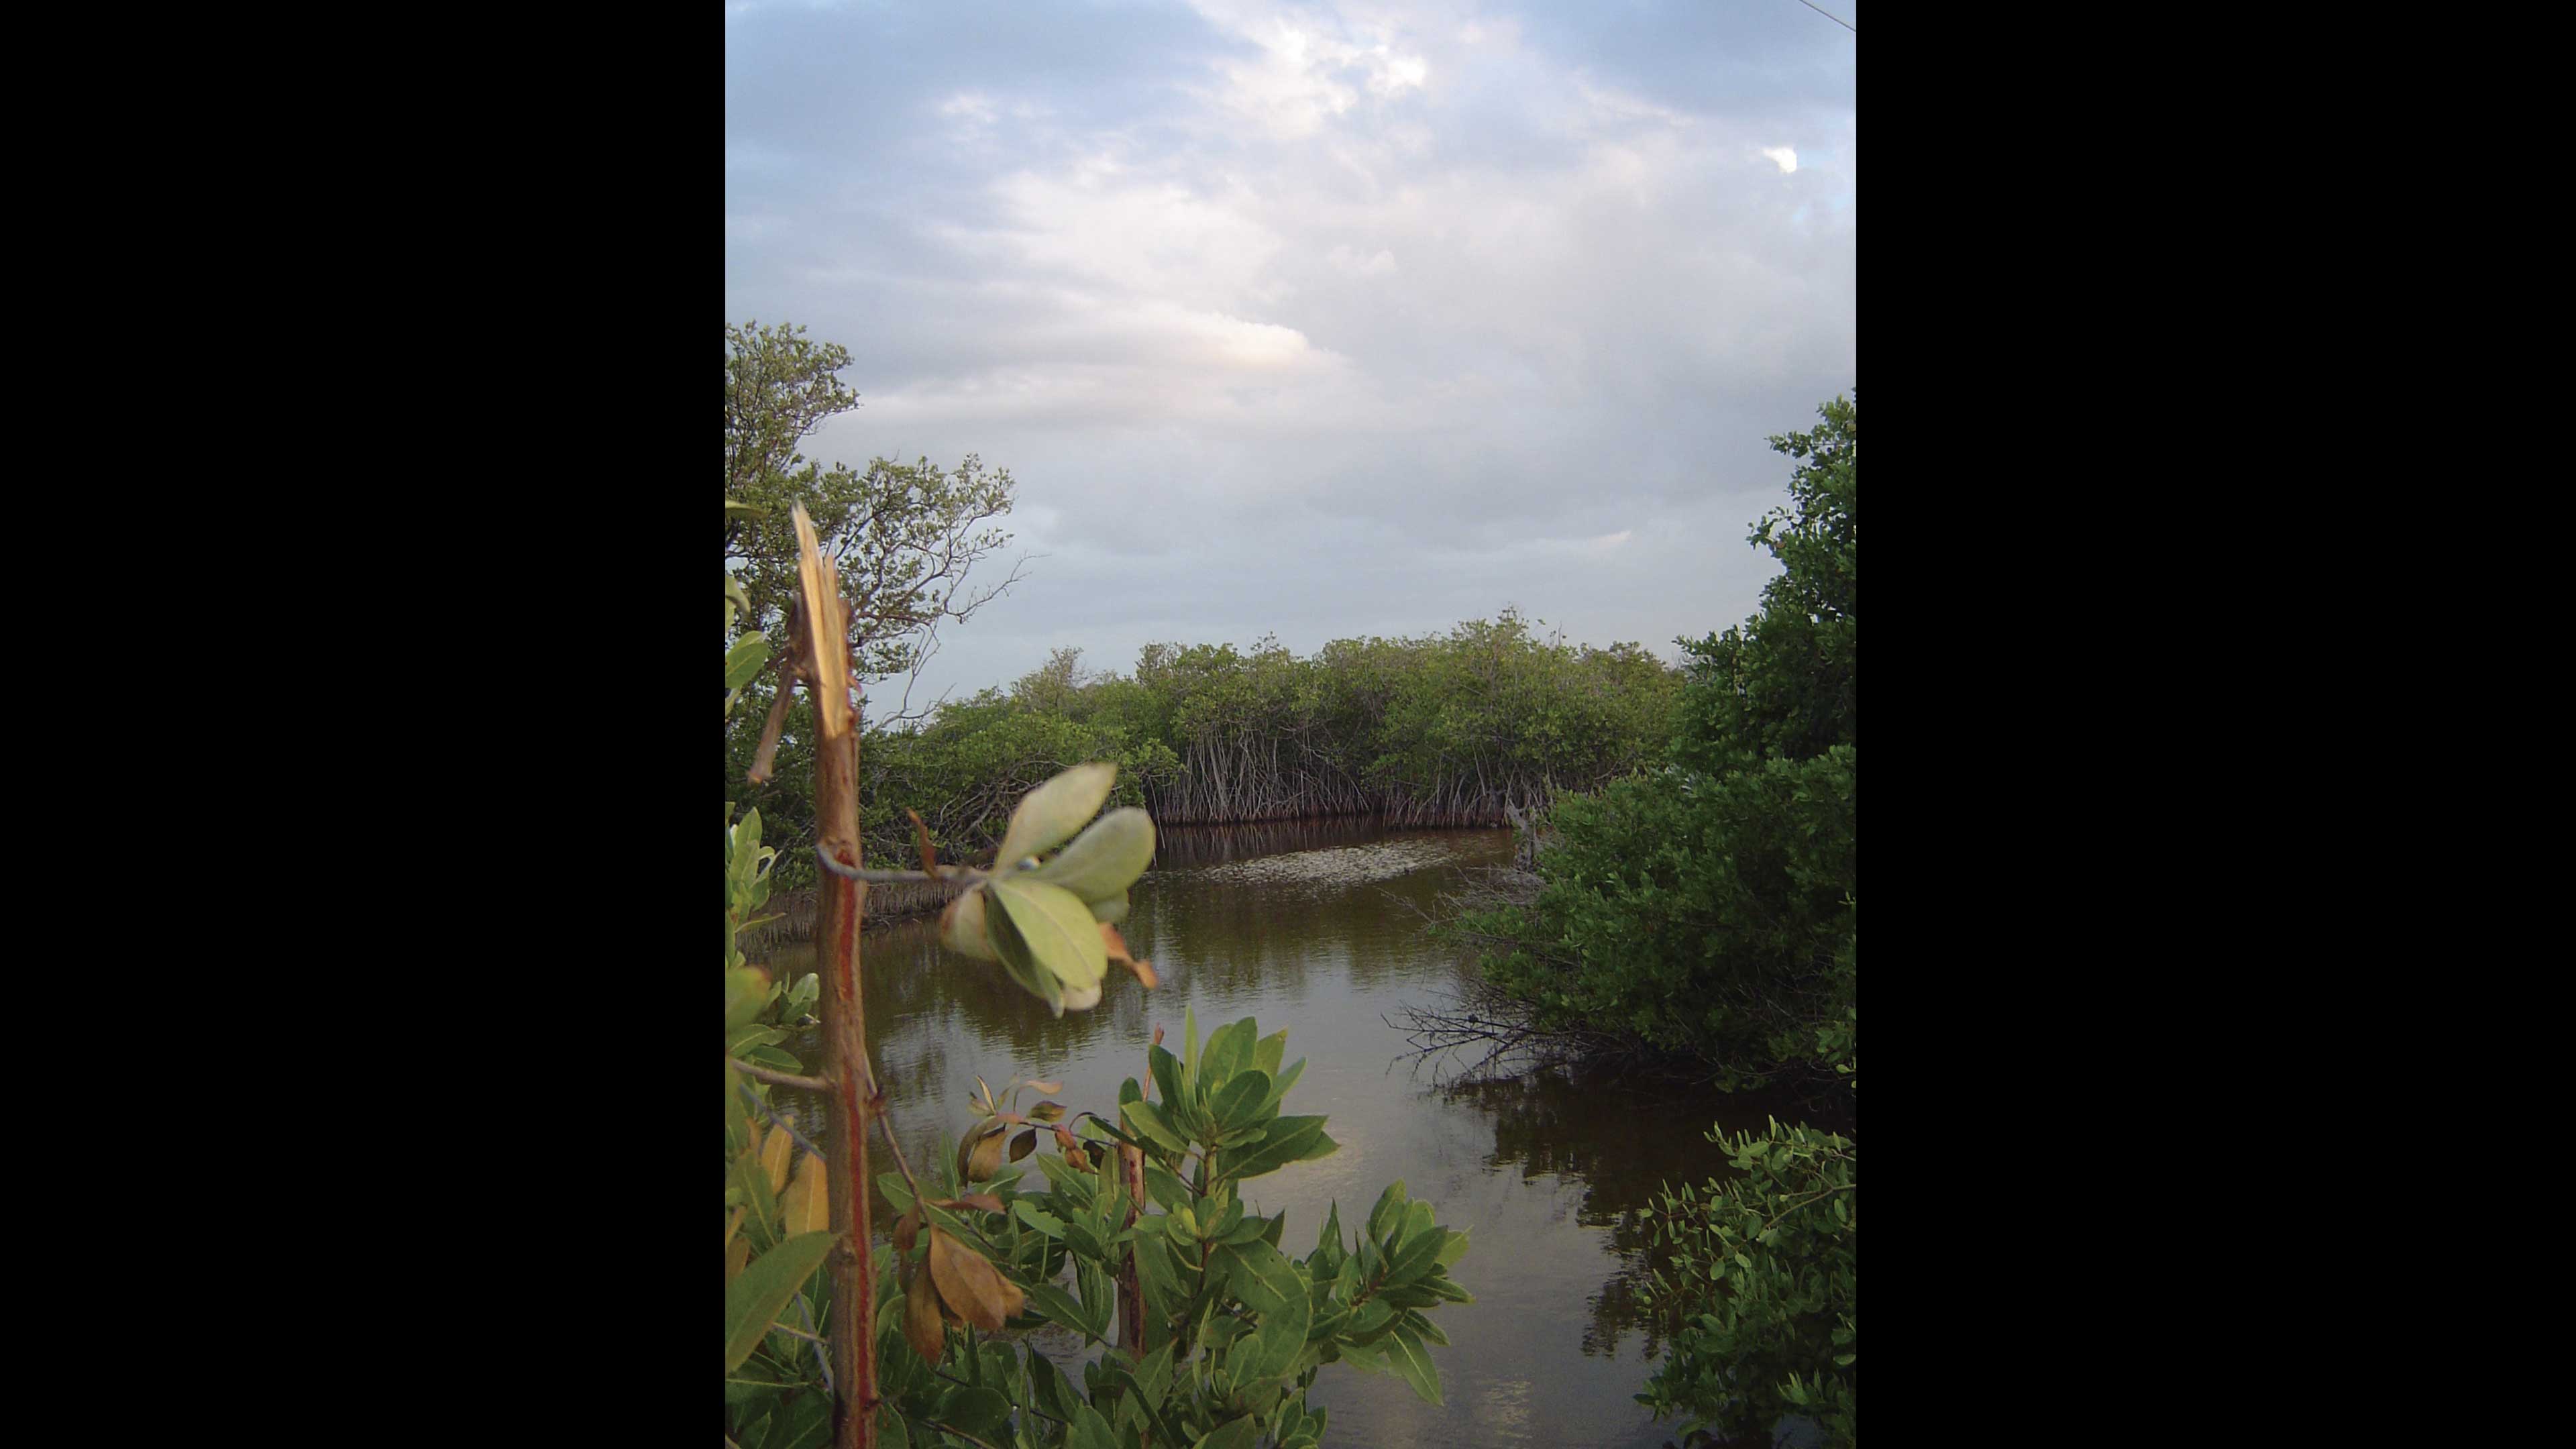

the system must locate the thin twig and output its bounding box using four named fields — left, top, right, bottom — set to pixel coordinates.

left=740, top=1083, right=832, bottom=1165
left=733, top=1057, right=836, bottom=1095
left=795, top=1292, right=835, bottom=1395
